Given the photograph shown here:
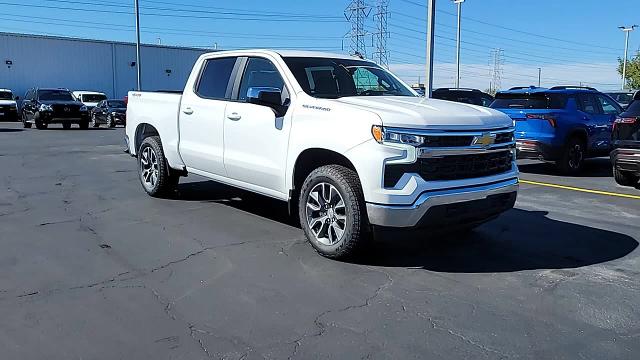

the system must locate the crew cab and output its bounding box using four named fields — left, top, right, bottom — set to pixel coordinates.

left=0, top=88, right=19, bottom=121
left=22, top=88, right=90, bottom=129
left=125, top=50, right=519, bottom=258
left=611, top=92, right=640, bottom=188
left=491, top=86, right=623, bottom=173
